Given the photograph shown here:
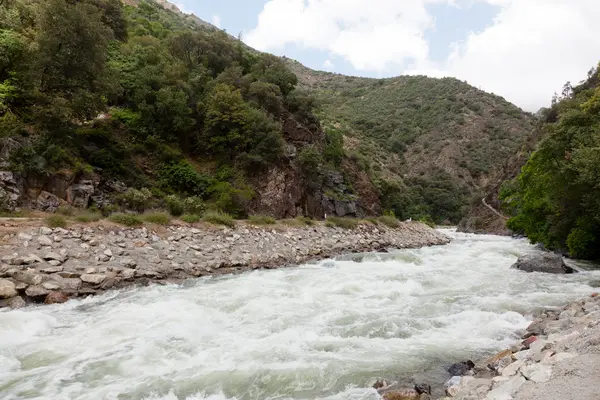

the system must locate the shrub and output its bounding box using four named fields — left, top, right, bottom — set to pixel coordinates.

left=248, top=215, right=276, bottom=225
left=74, top=212, right=102, bottom=223
left=325, top=217, right=359, bottom=229
left=182, top=196, right=205, bottom=215
left=159, top=161, right=210, bottom=196
left=378, top=215, right=400, bottom=228
left=109, top=213, right=143, bottom=227
left=210, top=181, right=253, bottom=218
left=418, top=215, right=436, bottom=228
left=567, top=227, right=598, bottom=259
left=298, top=216, right=315, bottom=226
left=46, top=215, right=67, bottom=228
left=99, top=203, right=119, bottom=217
left=143, top=212, right=171, bottom=225
left=181, top=214, right=201, bottom=223
left=202, top=211, right=235, bottom=228
left=165, top=195, right=184, bottom=216
left=57, top=206, right=75, bottom=216
left=118, top=188, right=152, bottom=212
